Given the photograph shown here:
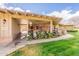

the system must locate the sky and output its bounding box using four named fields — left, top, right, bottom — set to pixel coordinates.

left=3, top=3, right=79, bottom=14
left=0, top=3, right=79, bottom=23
